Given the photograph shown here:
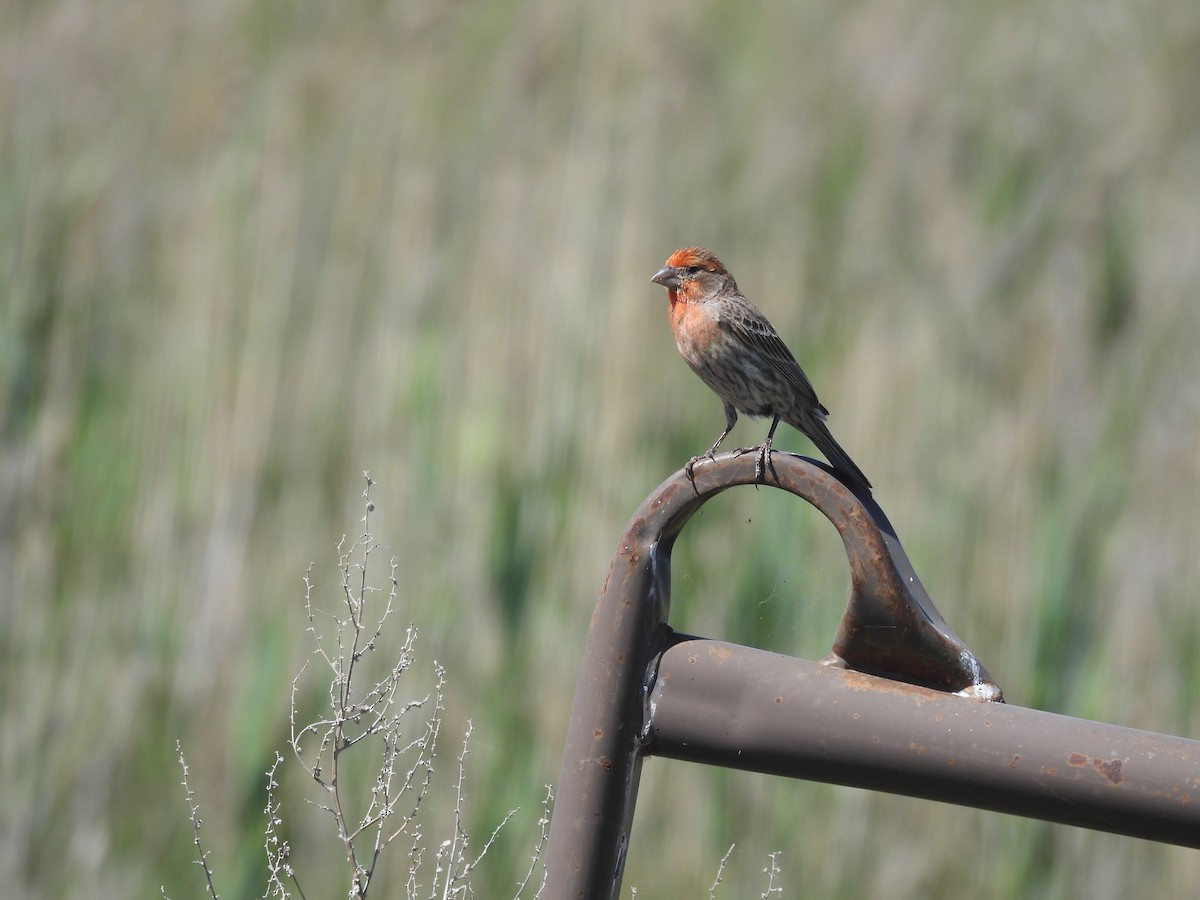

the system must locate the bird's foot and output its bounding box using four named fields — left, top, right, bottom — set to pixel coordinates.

left=684, top=450, right=717, bottom=488
left=724, top=444, right=776, bottom=487
left=752, top=442, right=776, bottom=486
